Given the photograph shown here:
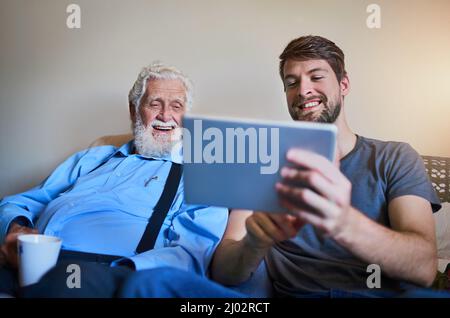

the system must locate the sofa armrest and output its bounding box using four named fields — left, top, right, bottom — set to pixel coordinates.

left=89, top=134, right=133, bottom=148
